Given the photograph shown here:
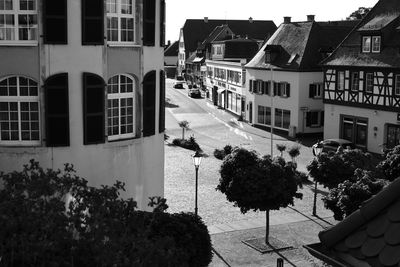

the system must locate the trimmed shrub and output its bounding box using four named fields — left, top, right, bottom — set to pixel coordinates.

left=172, top=136, right=201, bottom=151
left=214, top=145, right=233, bottom=160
